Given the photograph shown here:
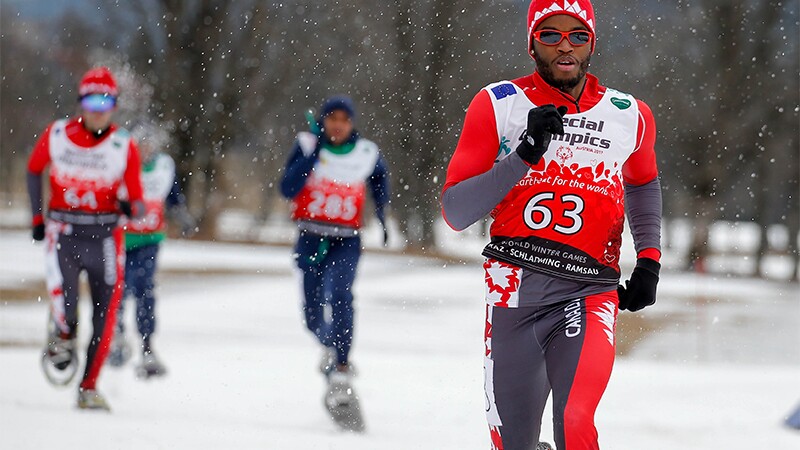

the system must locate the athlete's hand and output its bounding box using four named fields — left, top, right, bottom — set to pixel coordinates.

left=119, top=200, right=146, bottom=220
left=118, top=200, right=132, bottom=217
left=296, top=131, right=322, bottom=158
left=32, top=224, right=45, bottom=241
left=617, top=258, right=660, bottom=312
left=515, top=104, right=568, bottom=164
left=31, top=214, right=45, bottom=241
